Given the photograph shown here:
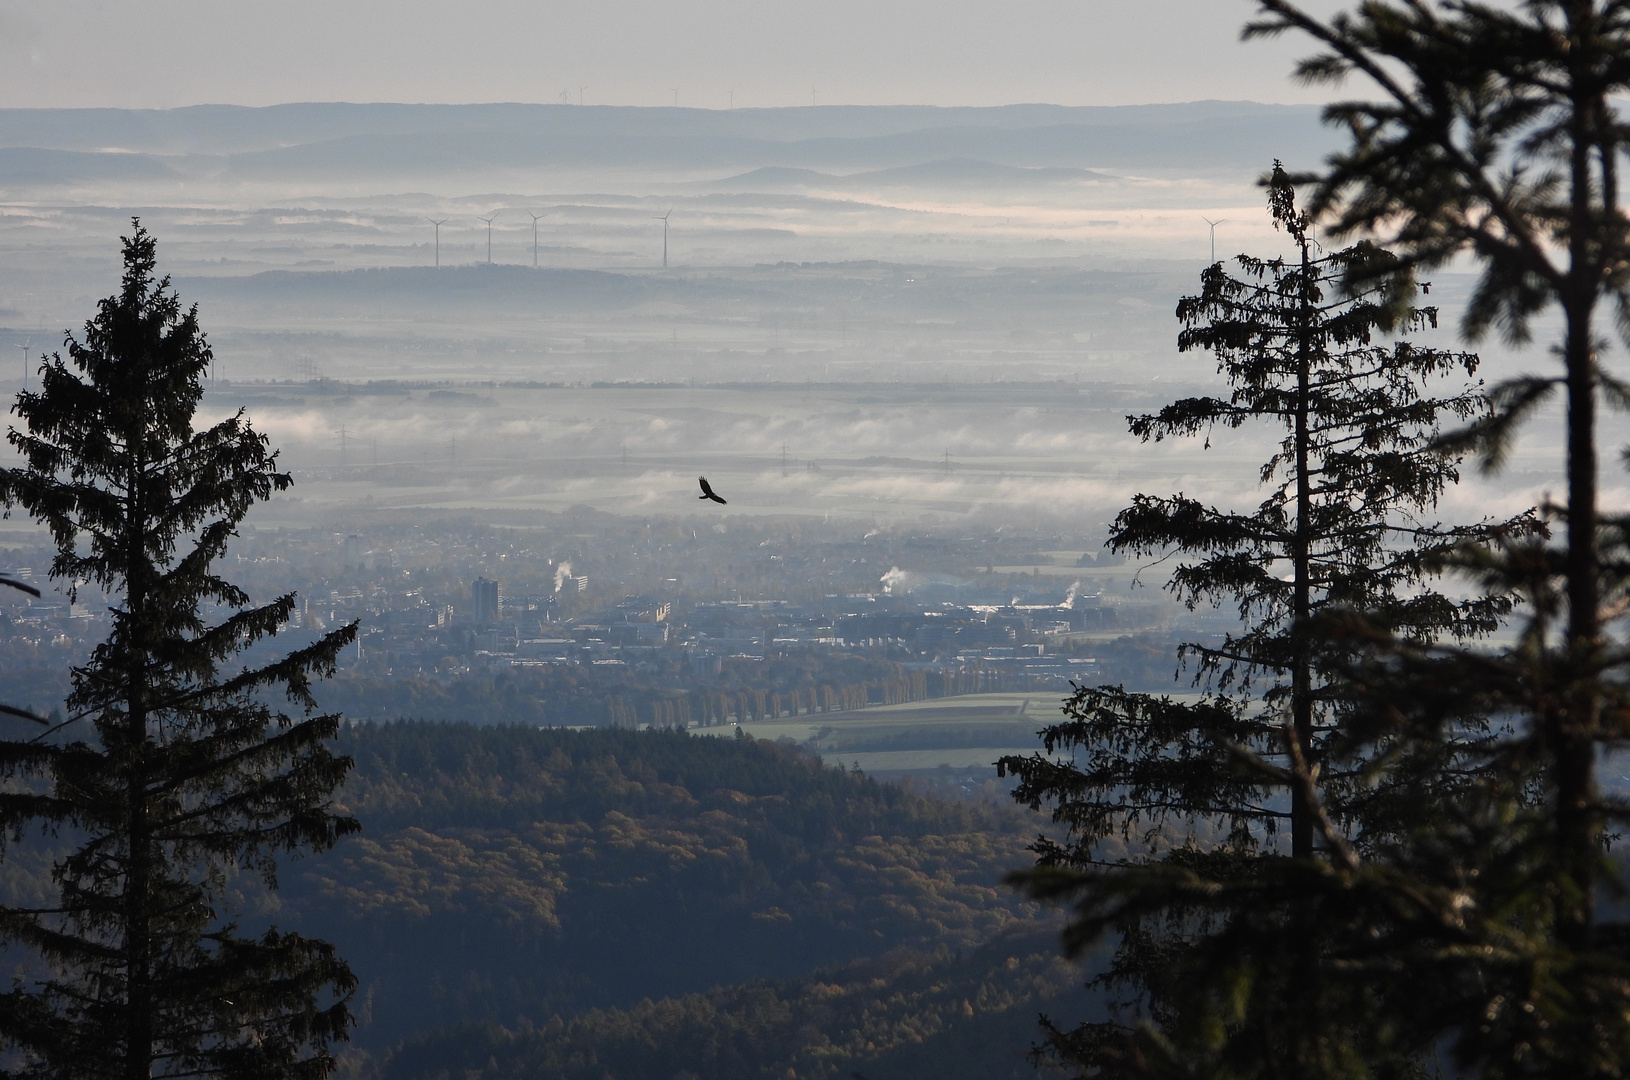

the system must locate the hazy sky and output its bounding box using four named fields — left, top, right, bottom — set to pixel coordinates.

left=3, top=0, right=1347, bottom=110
